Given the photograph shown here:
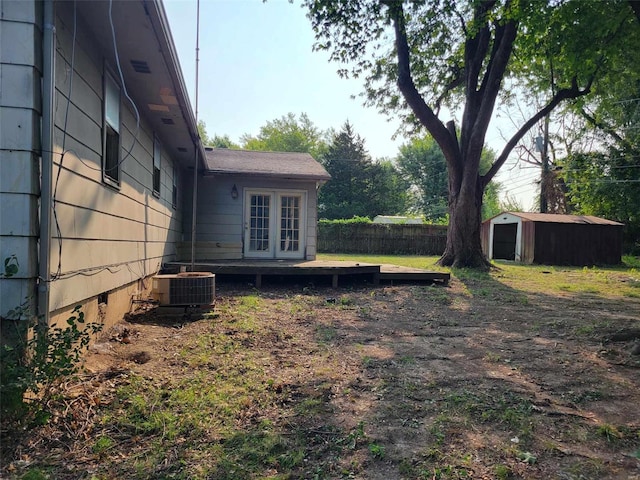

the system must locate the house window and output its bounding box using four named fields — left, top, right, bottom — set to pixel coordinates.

left=103, top=72, right=120, bottom=185
left=153, top=136, right=161, bottom=196
left=172, top=165, right=178, bottom=208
